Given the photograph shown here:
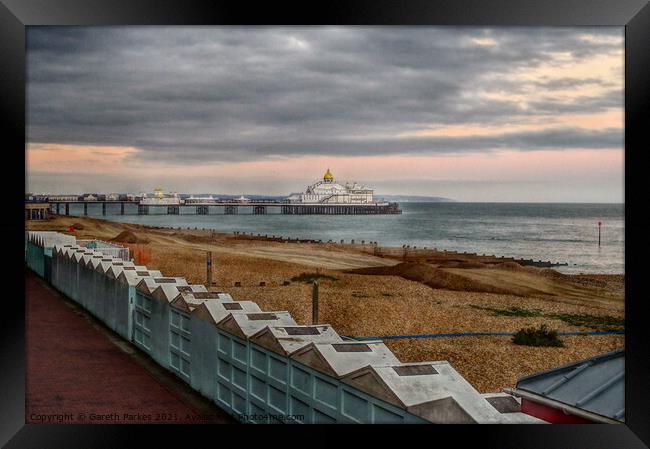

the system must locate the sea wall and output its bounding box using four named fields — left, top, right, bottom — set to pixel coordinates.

left=25, top=231, right=543, bottom=424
